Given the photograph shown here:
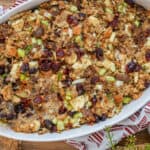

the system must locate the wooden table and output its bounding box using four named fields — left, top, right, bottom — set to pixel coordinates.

left=0, top=129, right=149, bottom=150
left=0, top=1, right=150, bottom=150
